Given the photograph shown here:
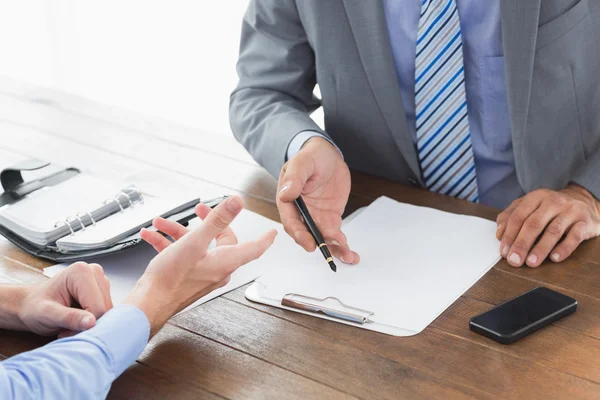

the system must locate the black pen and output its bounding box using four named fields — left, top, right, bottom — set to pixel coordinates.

left=293, top=196, right=337, bottom=272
